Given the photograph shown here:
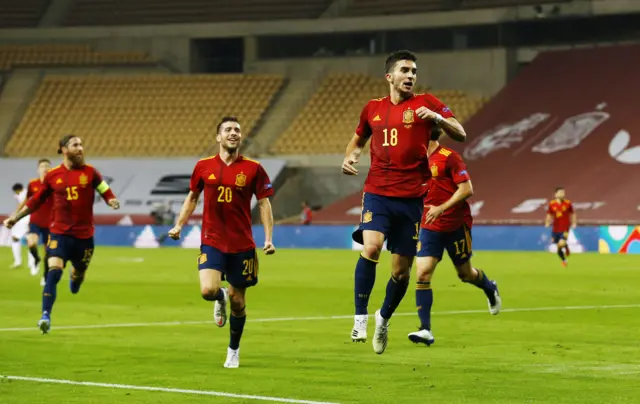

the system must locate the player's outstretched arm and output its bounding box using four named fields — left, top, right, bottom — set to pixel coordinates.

left=259, top=197, right=275, bottom=255
left=342, top=134, right=368, bottom=175
left=168, top=190, right=200, bottom=240
left=3, top=205, right=32, bottom=229
left=425, top=180, right=474, bottom=224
